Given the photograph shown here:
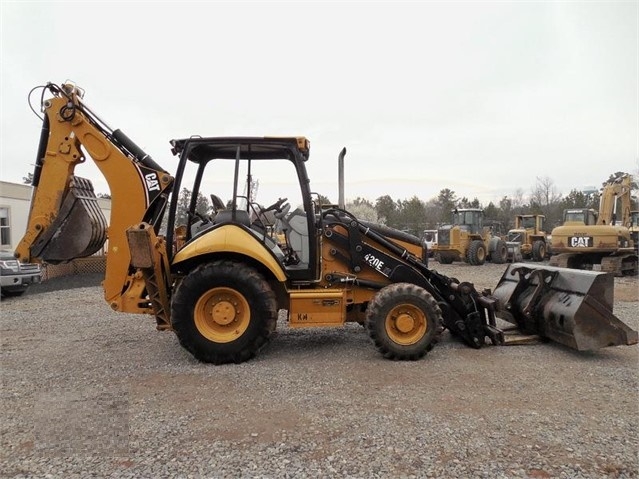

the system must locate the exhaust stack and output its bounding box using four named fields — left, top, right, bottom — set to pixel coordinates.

left=338, top=147, right=346, bottom=209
